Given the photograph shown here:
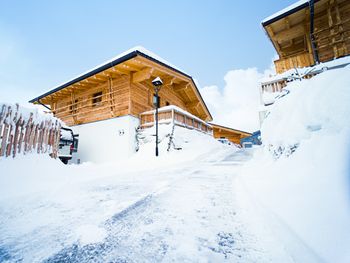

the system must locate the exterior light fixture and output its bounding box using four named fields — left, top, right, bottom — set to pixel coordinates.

left=152, top=77, right=163, bottom=157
